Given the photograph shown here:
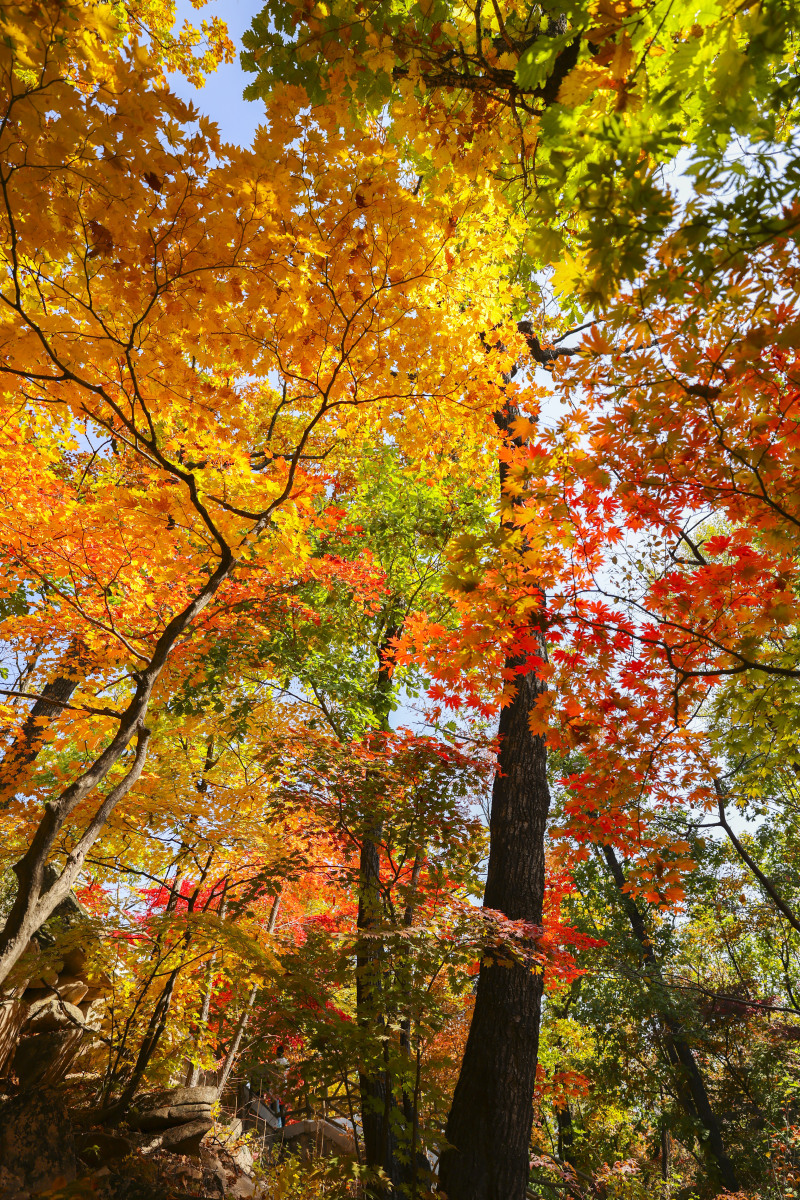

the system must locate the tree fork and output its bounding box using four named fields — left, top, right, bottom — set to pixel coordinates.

left=439, top=399, right=551, bottom=1200
left=0, top=542, right=238, bottom=991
